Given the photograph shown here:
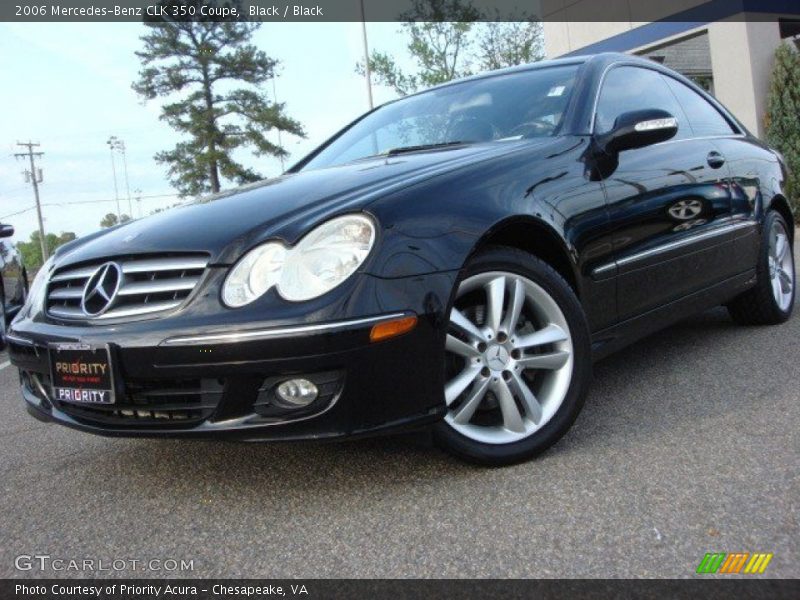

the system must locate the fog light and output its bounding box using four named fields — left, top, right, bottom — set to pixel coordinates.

left=275, top=378, right=319, bottom=407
